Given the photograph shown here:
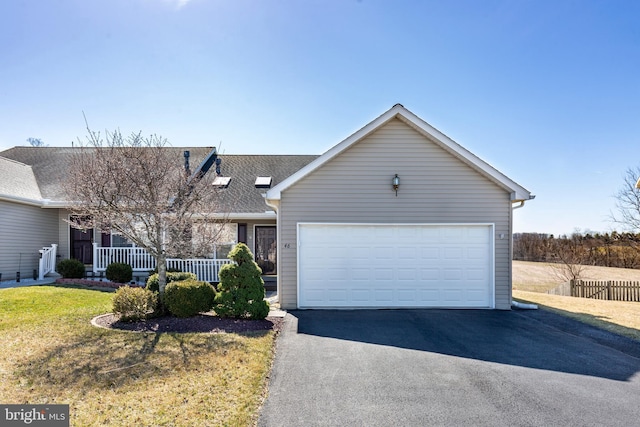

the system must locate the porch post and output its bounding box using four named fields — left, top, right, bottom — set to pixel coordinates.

left=92, top=242, right=98, bottom=275
left=51, top=244, right=58, bottom=273
left=38, top=249, right=45, bottom=280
